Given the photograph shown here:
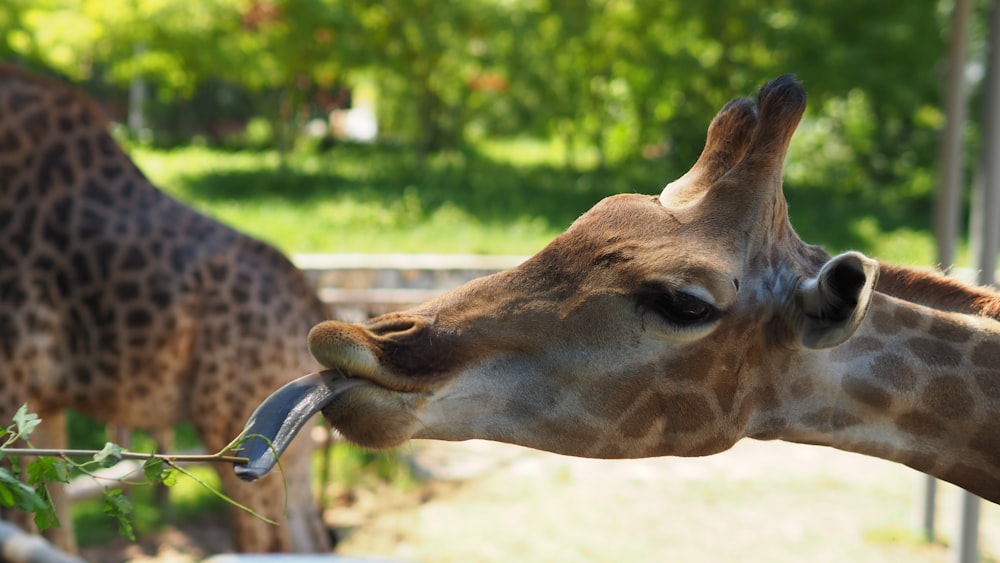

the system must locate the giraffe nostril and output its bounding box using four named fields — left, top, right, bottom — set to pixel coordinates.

left=367, top=315, right=426, bottom=339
